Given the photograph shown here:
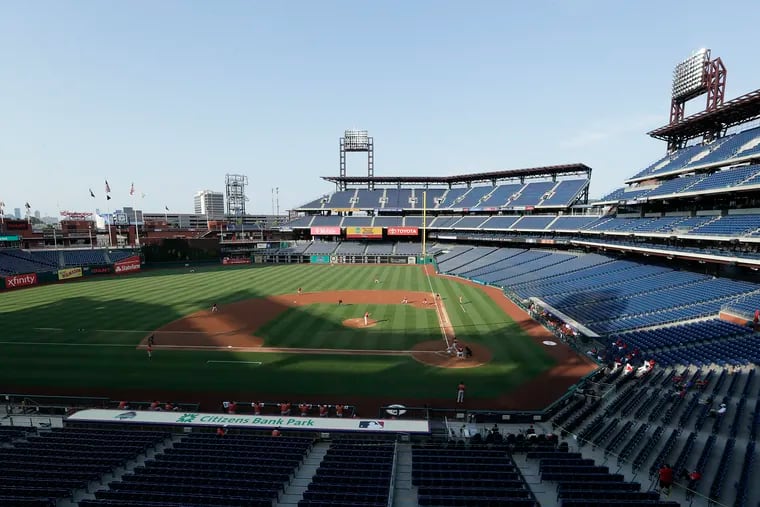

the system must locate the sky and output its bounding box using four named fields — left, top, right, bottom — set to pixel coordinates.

left=2, top=1, right=760, bottom=217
